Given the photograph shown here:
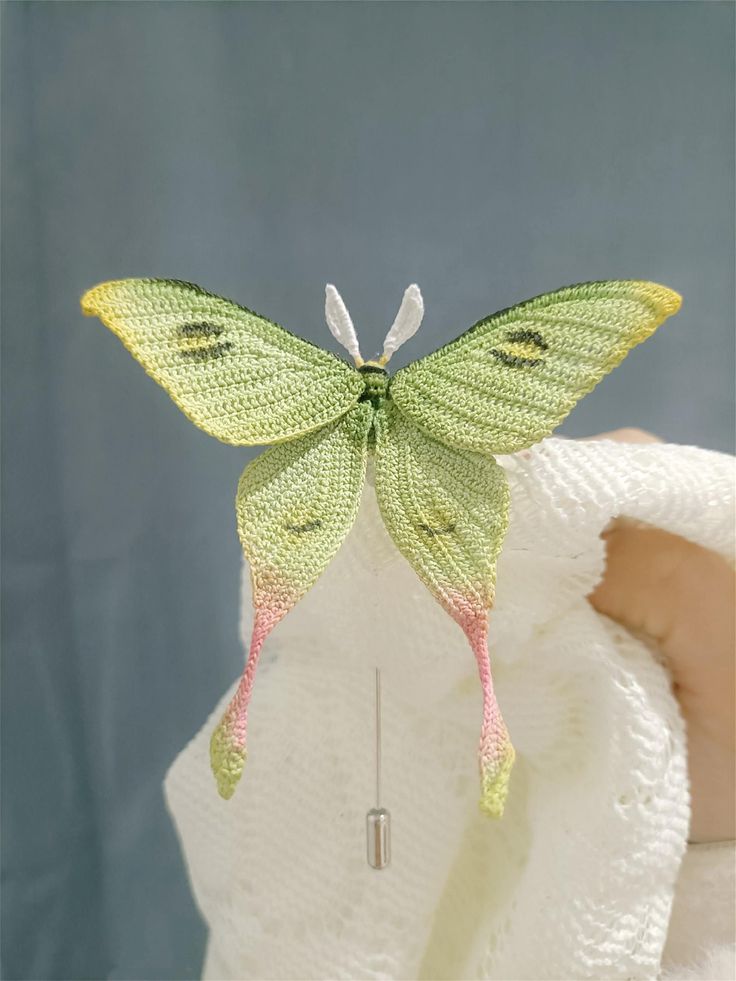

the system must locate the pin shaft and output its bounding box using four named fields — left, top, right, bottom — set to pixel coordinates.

left=367, top=667, right=390, bottom=869
left=375, top=667, right=381, bottom=809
